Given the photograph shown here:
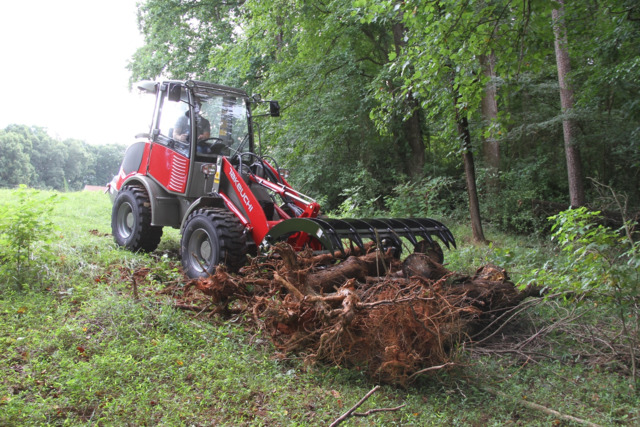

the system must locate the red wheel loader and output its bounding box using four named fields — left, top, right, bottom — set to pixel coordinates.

left=108, top=80, right=456, bottom=278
